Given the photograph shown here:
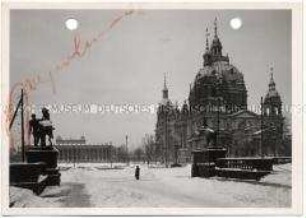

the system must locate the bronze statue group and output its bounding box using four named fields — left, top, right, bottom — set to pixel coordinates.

left=195, top=118, right=217, bottom=147
left=28, top=107, right=55, bottom=148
